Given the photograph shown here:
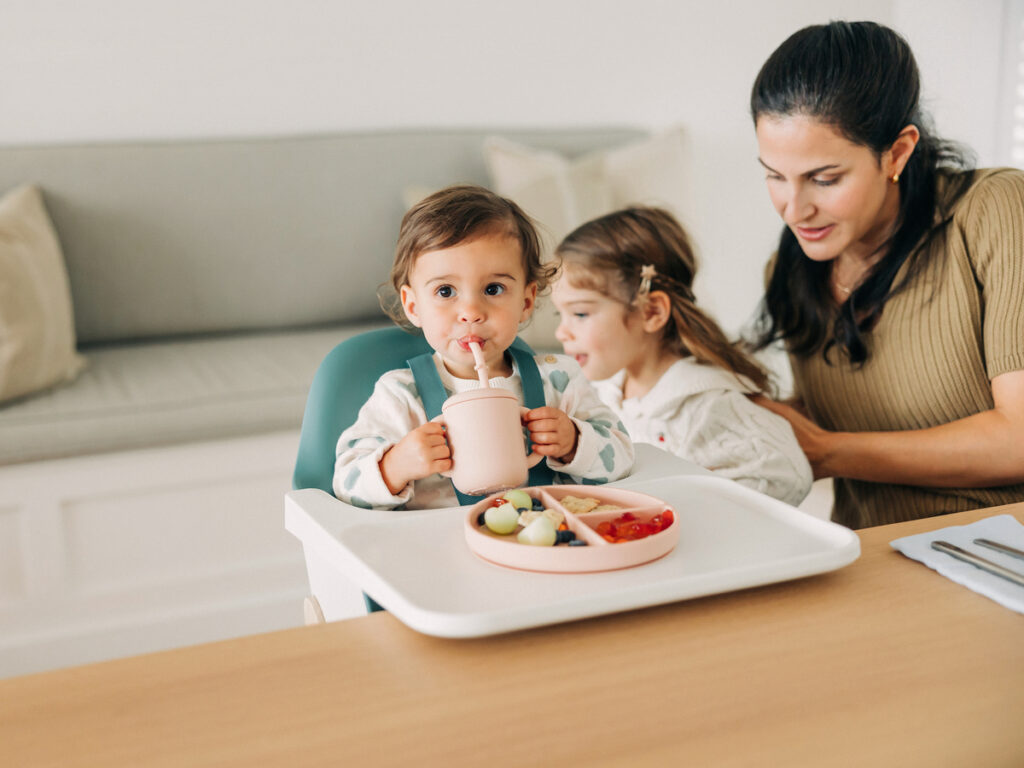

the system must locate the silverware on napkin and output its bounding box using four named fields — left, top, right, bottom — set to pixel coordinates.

left=931, top=541, right=1024, bottom=587
left=973, top=538, right=1024, bottom=562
